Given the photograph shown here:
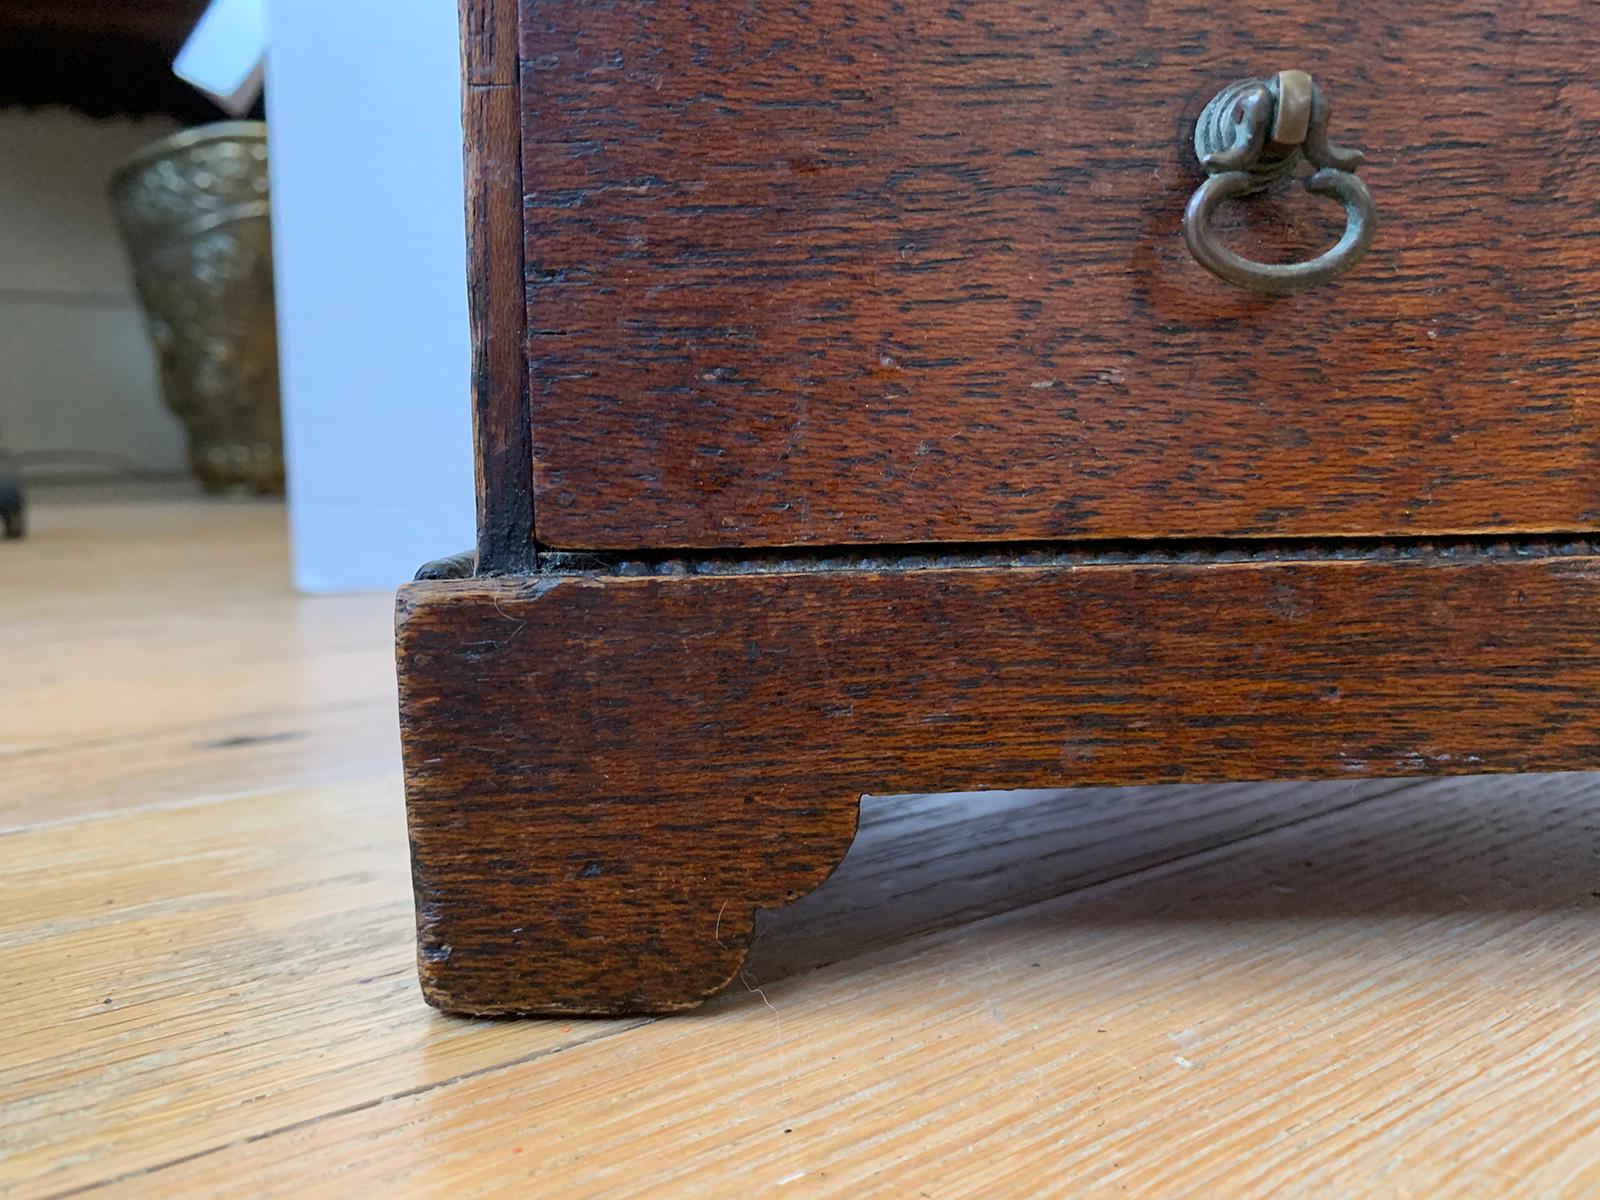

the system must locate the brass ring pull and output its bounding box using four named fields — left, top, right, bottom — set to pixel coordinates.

left=1183, top=70, right=1376, bottom=296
